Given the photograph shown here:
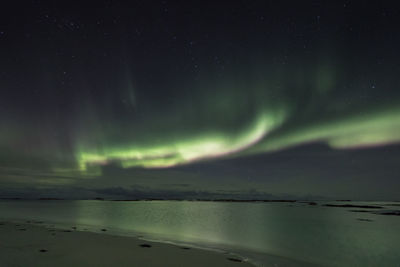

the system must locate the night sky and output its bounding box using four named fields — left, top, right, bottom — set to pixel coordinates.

left=1, top=1, right=399, bottom=200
